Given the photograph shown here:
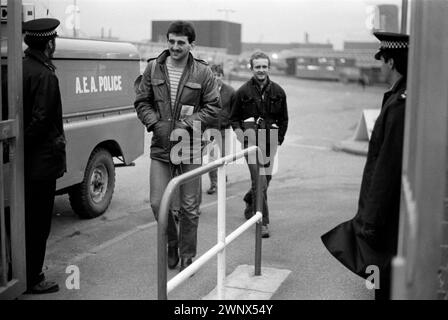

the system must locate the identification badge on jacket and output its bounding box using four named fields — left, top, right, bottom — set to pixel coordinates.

left=180, top=105, right=194, bottom=120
